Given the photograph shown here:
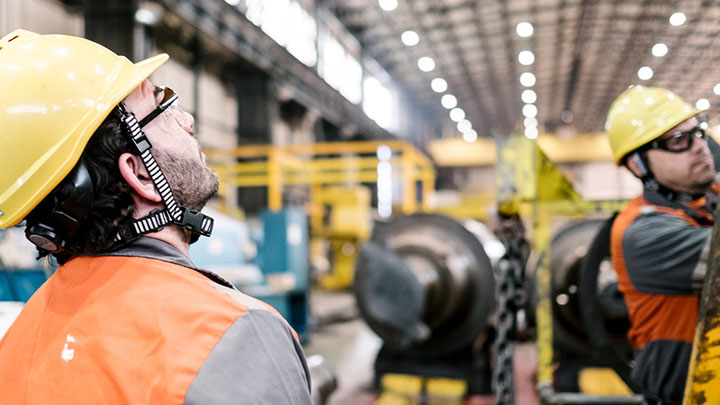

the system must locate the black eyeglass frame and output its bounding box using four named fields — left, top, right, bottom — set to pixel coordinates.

left=647, top=125, right=707, bottom=153
left=139, top=87, right=178, bottom=128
